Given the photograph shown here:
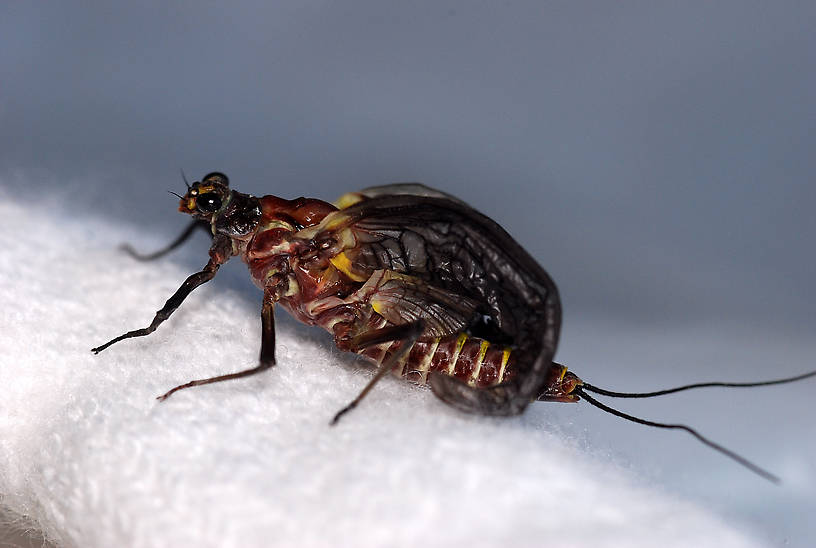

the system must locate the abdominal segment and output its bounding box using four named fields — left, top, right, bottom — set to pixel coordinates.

left=359, top=326, right=514, bottom=389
